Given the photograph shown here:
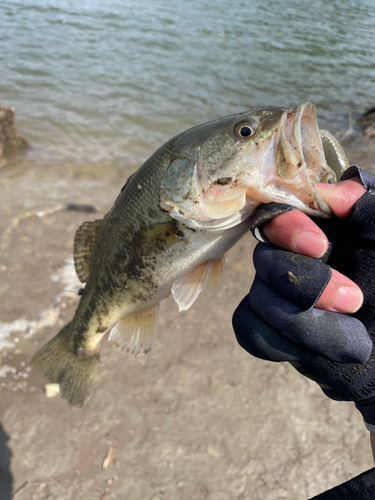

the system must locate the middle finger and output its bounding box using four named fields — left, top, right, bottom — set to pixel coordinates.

left=259, top=211, right=363, bottom=313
